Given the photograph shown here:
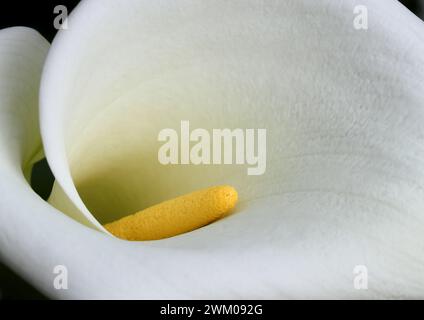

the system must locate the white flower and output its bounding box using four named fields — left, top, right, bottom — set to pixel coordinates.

left=1, top=0, right=424, bottom=299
